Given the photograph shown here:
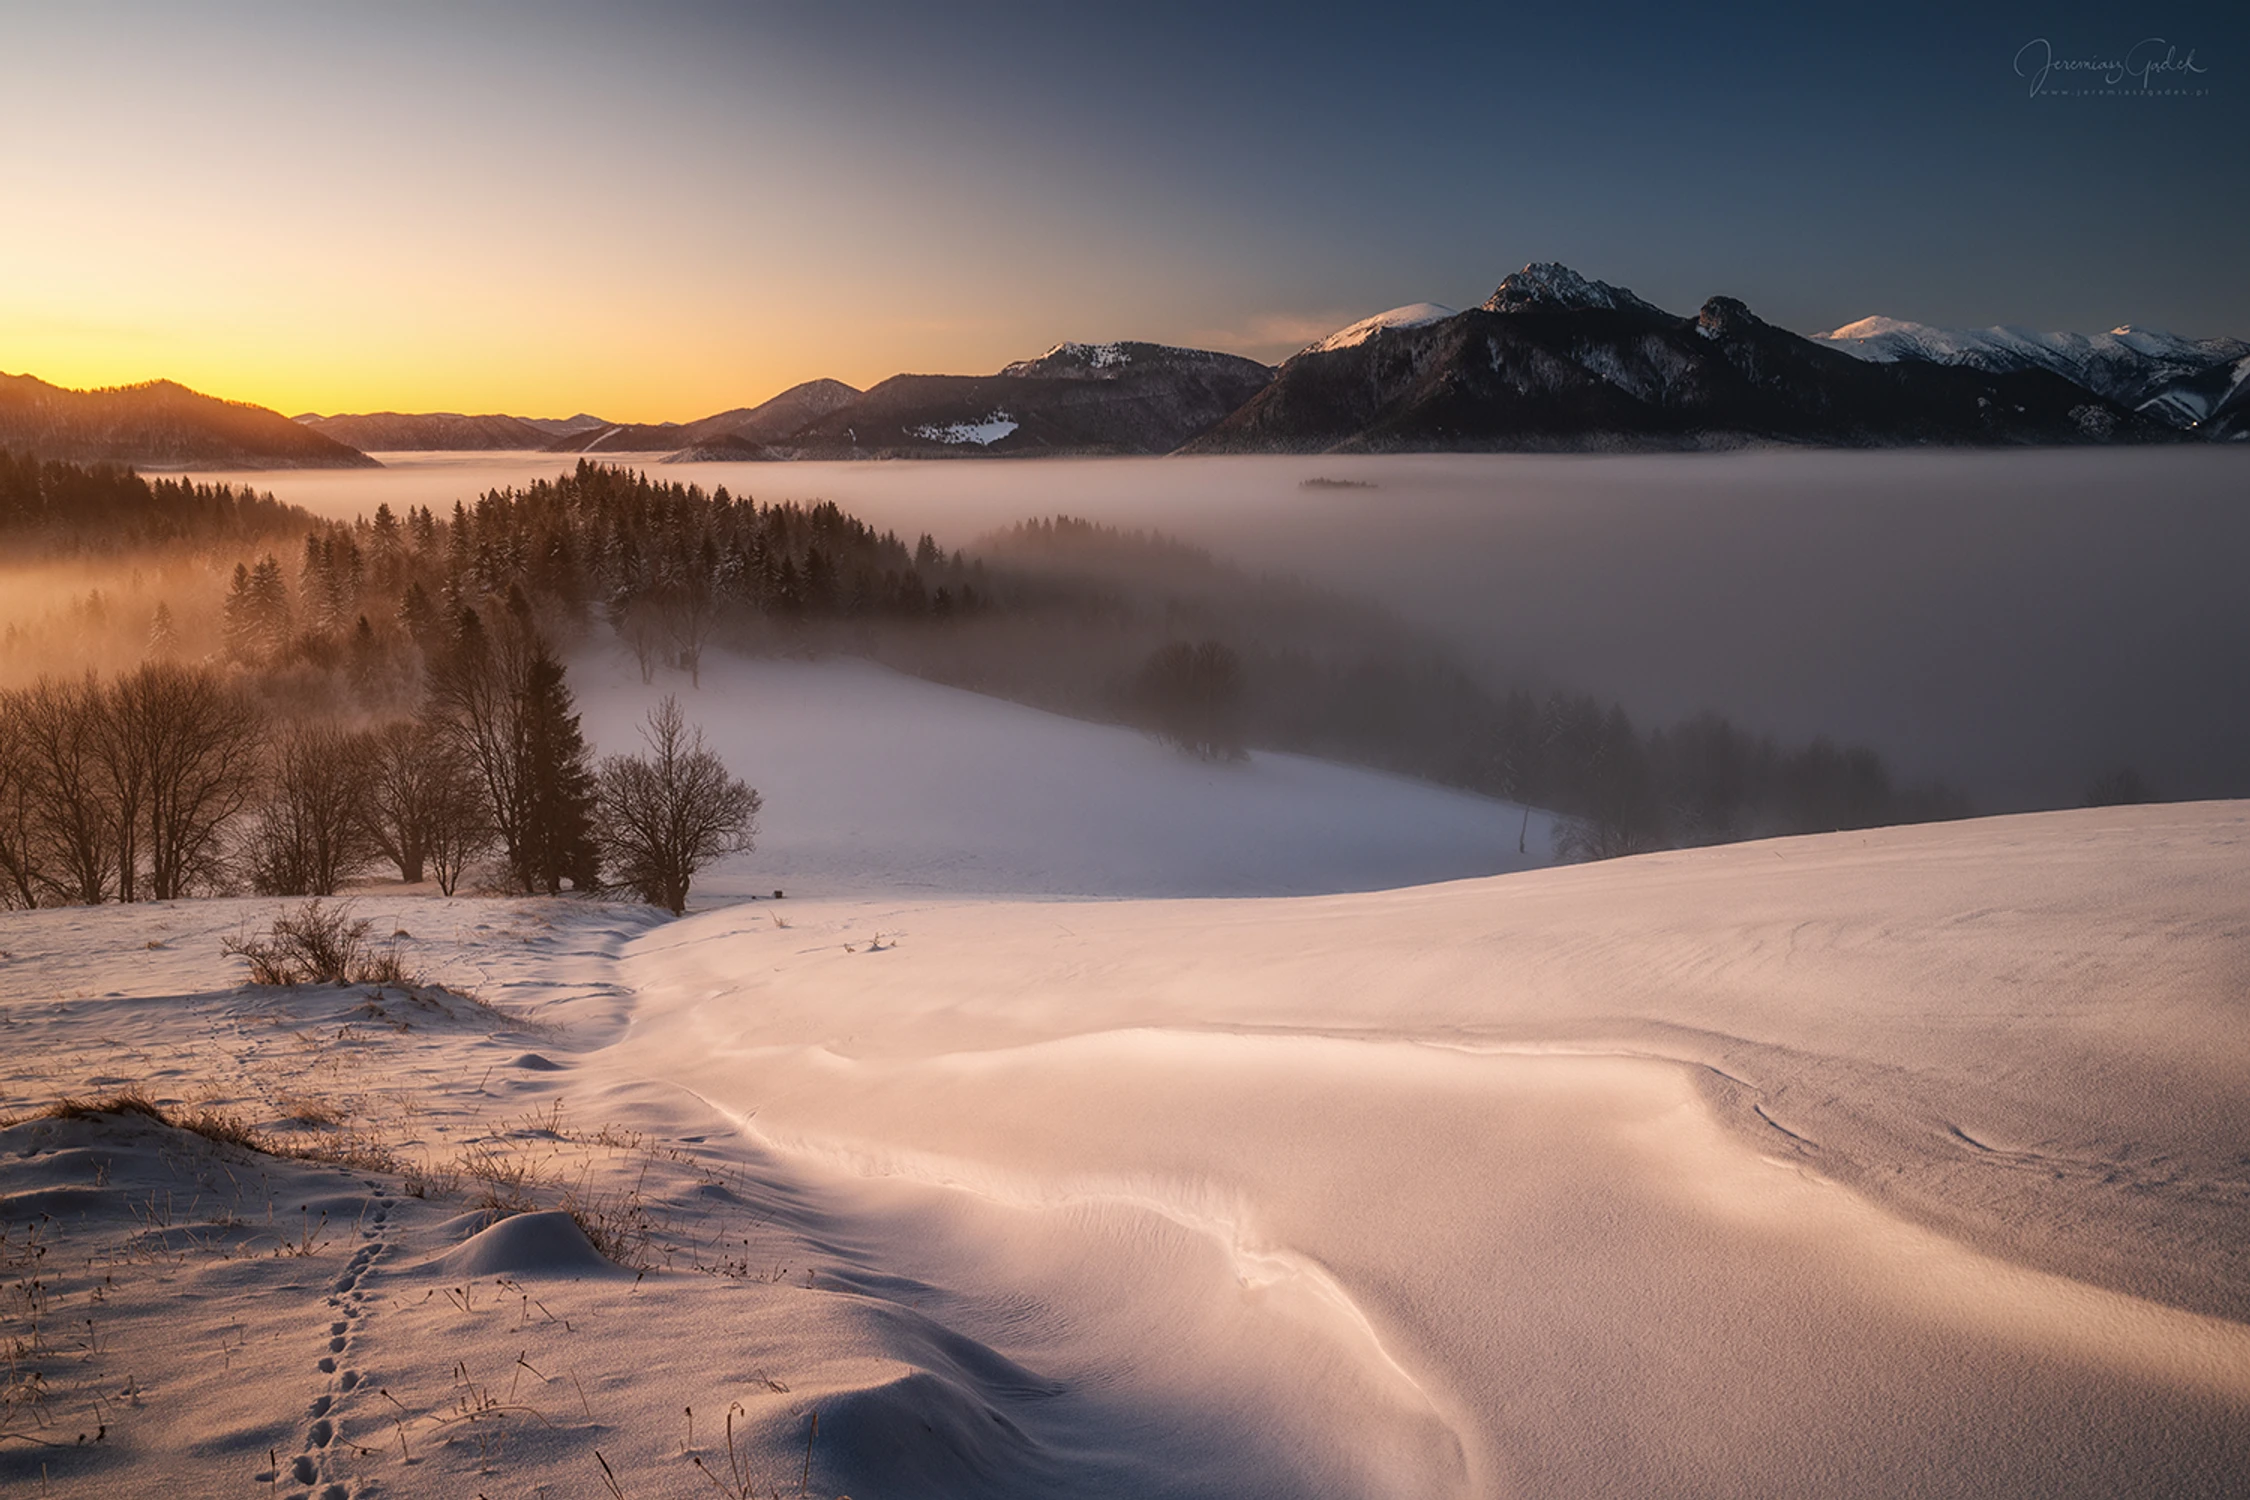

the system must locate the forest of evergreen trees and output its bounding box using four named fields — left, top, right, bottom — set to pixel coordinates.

left=0, top=448, right=307, bottom=549
left=0, top=451, right=1972, bottom=908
